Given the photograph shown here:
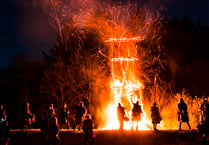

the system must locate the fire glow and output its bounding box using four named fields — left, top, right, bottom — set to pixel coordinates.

left=48, top=0, right=191, bottom=130
left=101, top=37, right=152, bottom=130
